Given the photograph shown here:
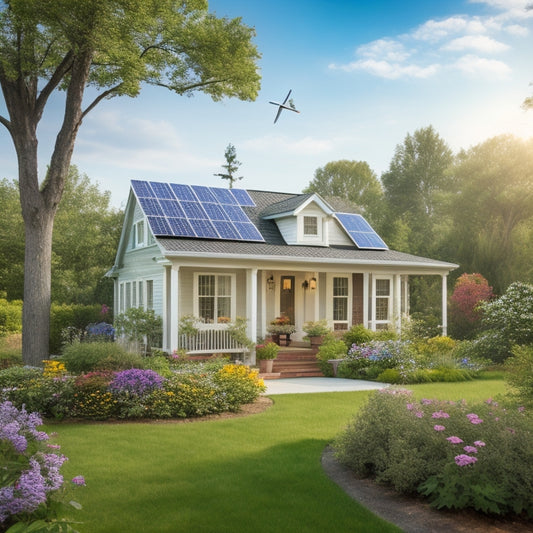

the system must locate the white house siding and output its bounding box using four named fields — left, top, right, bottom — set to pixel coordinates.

left=275, top=216, right=298, bottom=244
left=327, top=218, right=354, bottom=246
